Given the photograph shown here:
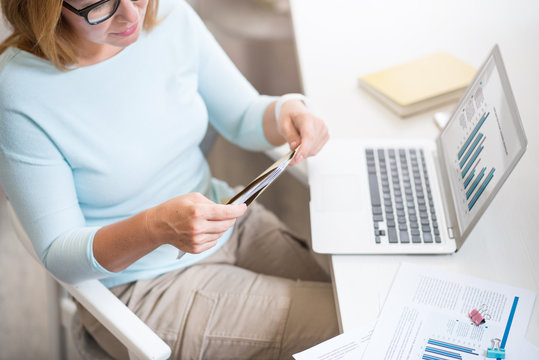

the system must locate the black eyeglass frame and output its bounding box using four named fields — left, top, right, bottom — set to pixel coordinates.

left=62, top=0, right=121, bottom=25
